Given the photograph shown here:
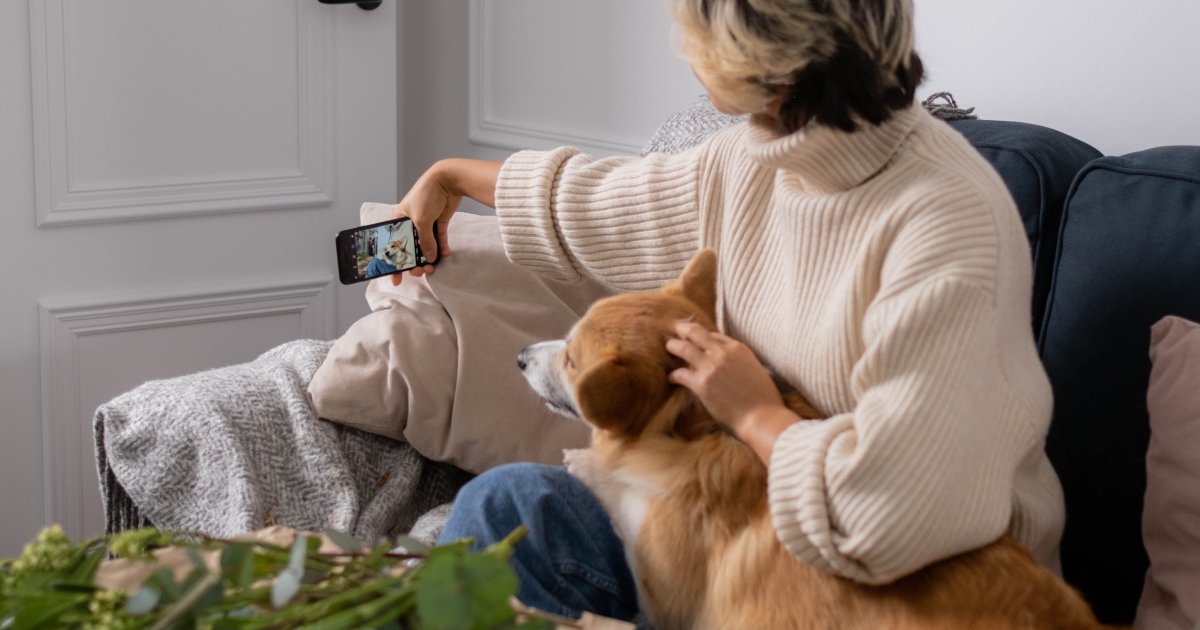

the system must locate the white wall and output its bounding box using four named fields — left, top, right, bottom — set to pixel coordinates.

left=915, top=0, right=1200, bottom=156
left=401, top=0, right=1200, bottom=194
left=399, top=0, right=703, bottom=214
left=0, top=2, right=393, bottom=557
